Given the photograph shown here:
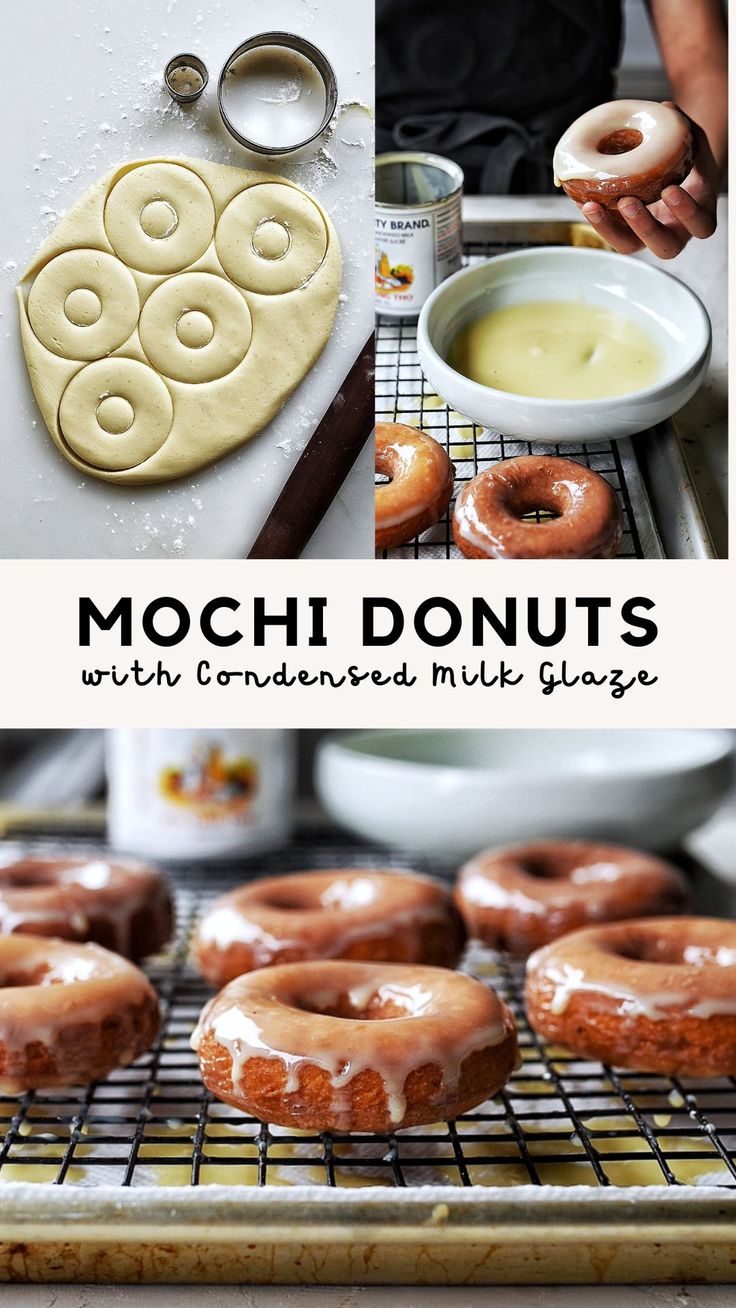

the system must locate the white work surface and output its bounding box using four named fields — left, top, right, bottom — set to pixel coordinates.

left=464, top=194, right=729, bottom=557
left=1, top=0, right=374, bottom=559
